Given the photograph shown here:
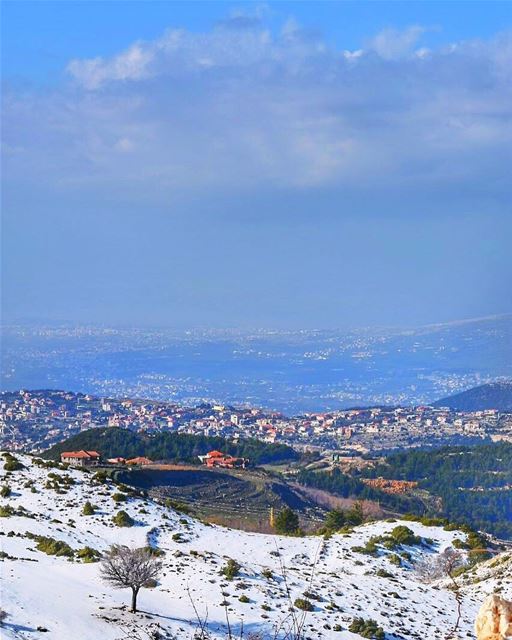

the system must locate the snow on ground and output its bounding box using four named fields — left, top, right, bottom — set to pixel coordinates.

left=0, top=454, right=510, bottom=639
